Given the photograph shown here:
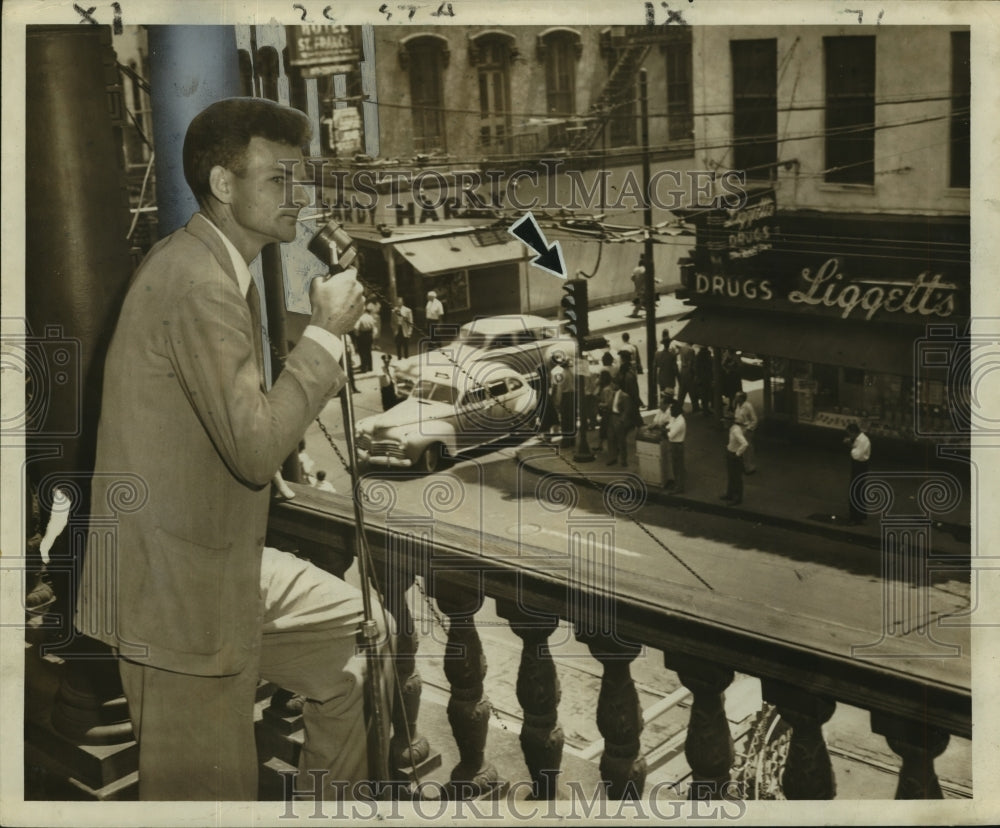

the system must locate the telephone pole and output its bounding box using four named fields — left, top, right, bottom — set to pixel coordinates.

left=639, top=68, right=657, bottom=410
